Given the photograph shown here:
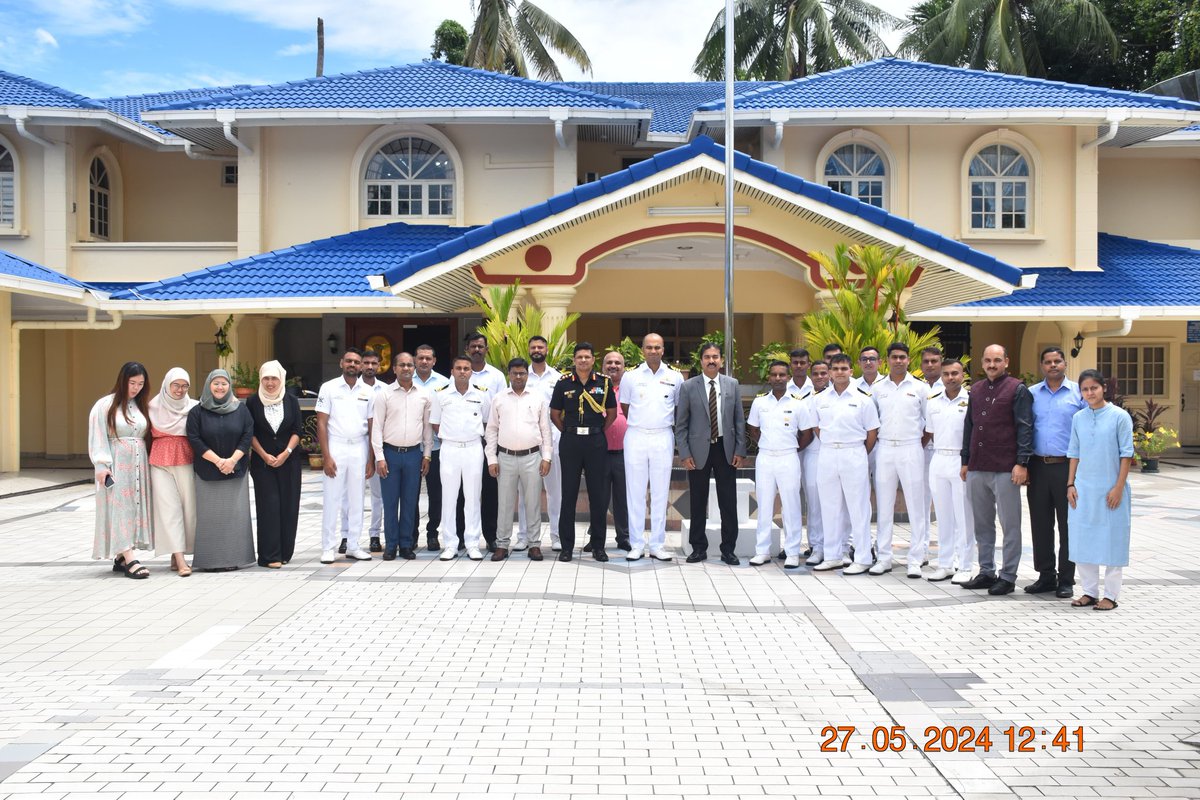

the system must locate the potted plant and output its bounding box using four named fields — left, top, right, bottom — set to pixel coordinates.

left=300, top=415, right=323, bottom=470
left=1133, top=426, right=1179, bottom=473
left=229, top=361, right=259, bottom=399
